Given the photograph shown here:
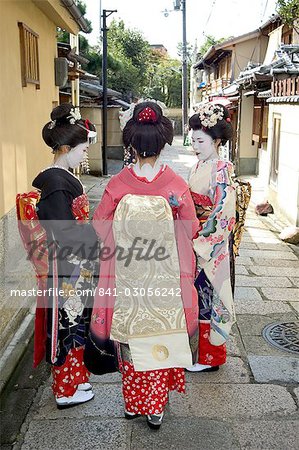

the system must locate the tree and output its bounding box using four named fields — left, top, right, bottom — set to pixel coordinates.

left=106, top=20, right=151, bottom=98
left=276, top=0, right=299, bottom=27
left=198, top=35, right=229, bottom=57
left=177, top=42, right=194, bottom=63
